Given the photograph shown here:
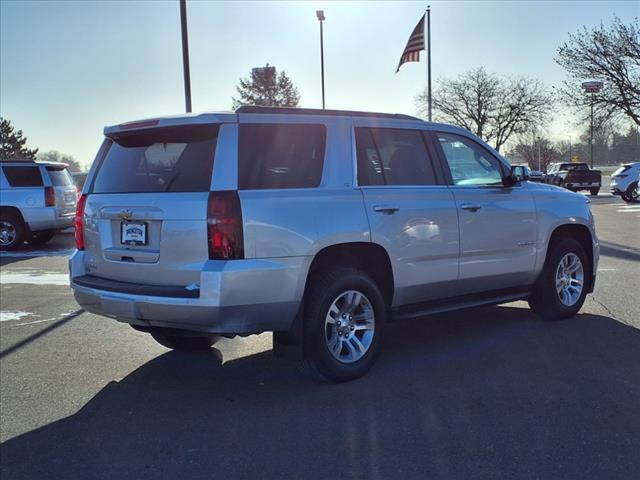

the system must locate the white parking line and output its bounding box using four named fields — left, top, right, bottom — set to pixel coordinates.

left=0, top=311, right=35, bottom=323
